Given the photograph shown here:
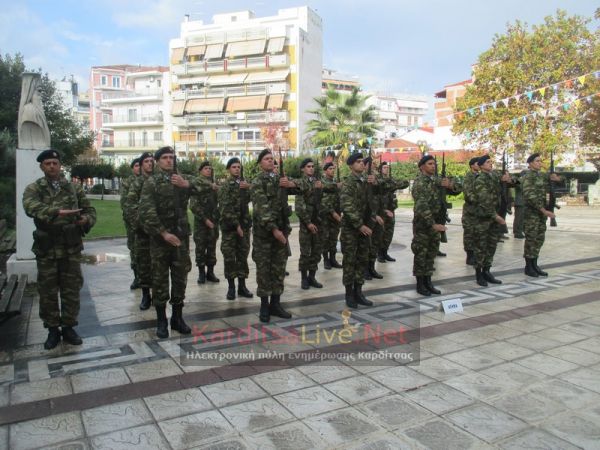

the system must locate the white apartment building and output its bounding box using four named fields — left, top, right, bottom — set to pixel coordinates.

left=169, top=7, right=322, bottom=157
left=366, top=93, right=429, bottom=141
left=321, top=68, right=360, bottom=93
left=55, top=78, right=90, bottom=129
